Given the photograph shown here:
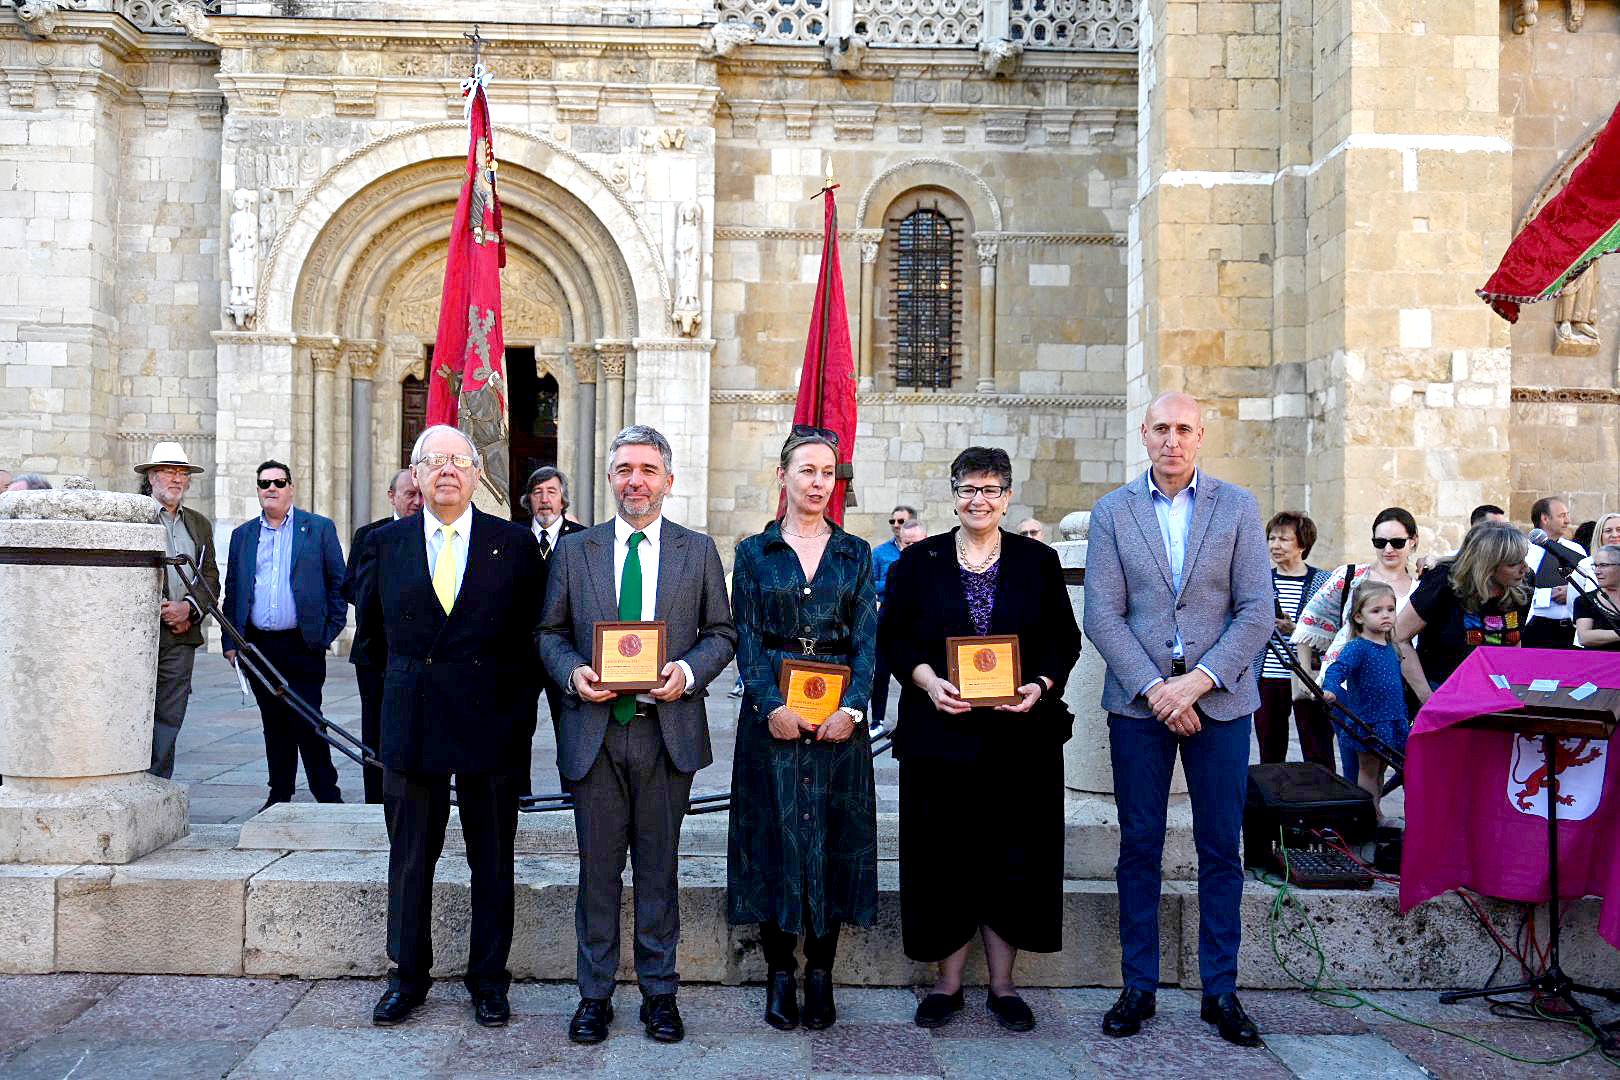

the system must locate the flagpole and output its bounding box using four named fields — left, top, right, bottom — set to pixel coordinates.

left=811, top=158, right=837, bottom=429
